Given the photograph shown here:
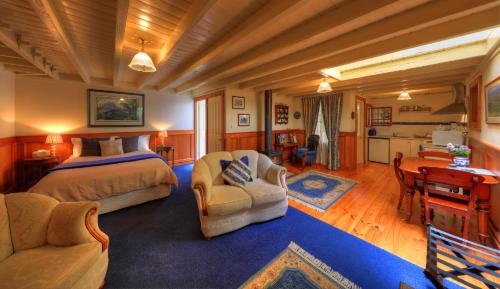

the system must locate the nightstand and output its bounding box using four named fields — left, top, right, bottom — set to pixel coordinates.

left=155, top=145, right=175, bottom=168
left=22, top=157, right=59, bottom=190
